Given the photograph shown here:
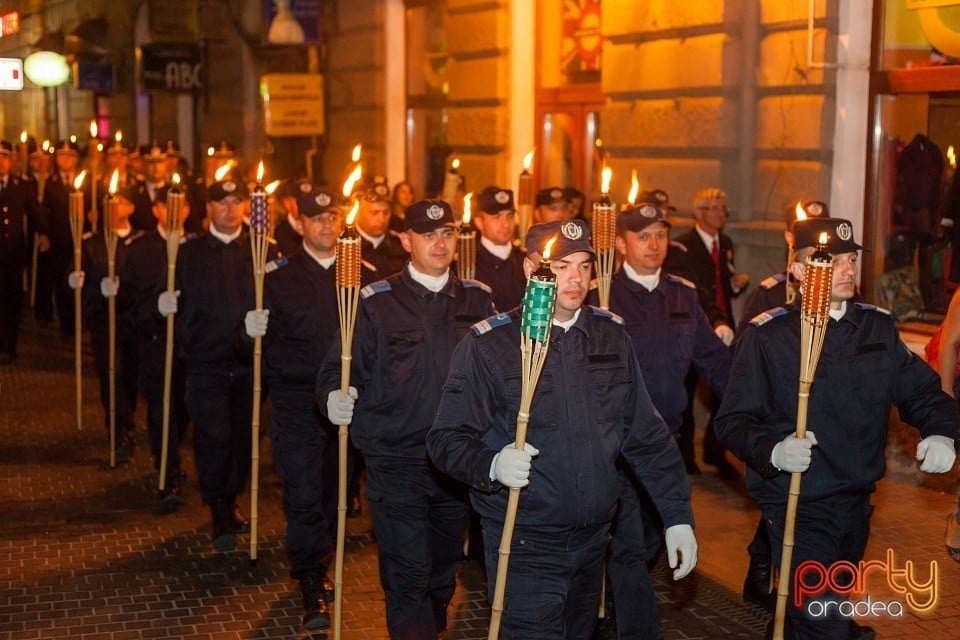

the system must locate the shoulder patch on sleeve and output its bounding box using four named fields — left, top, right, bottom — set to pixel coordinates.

left=750, top=306, right=788, bottom=326
left=855, top=302, right=891, bottom=316
left=589, top=305, right=624, bottom=325
left=265, top=256, right=289, bottom=273
left=472, top=312, right=513, bottom=335
left=361, top=279, right=392, bottom=299
left=461, top=278, right=492, bottom=294
left=760, top=272, right=787, bottom=289
left=664, top=273, right=696, bottom=289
